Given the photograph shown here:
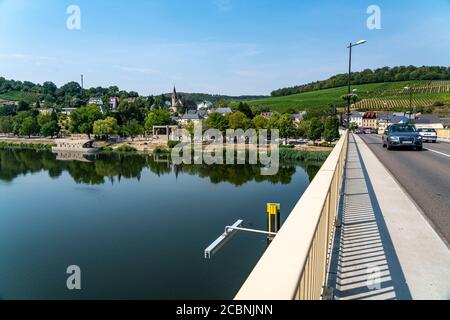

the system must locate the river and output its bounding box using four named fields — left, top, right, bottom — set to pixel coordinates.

left=0, top=148, right=323, bottom=299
